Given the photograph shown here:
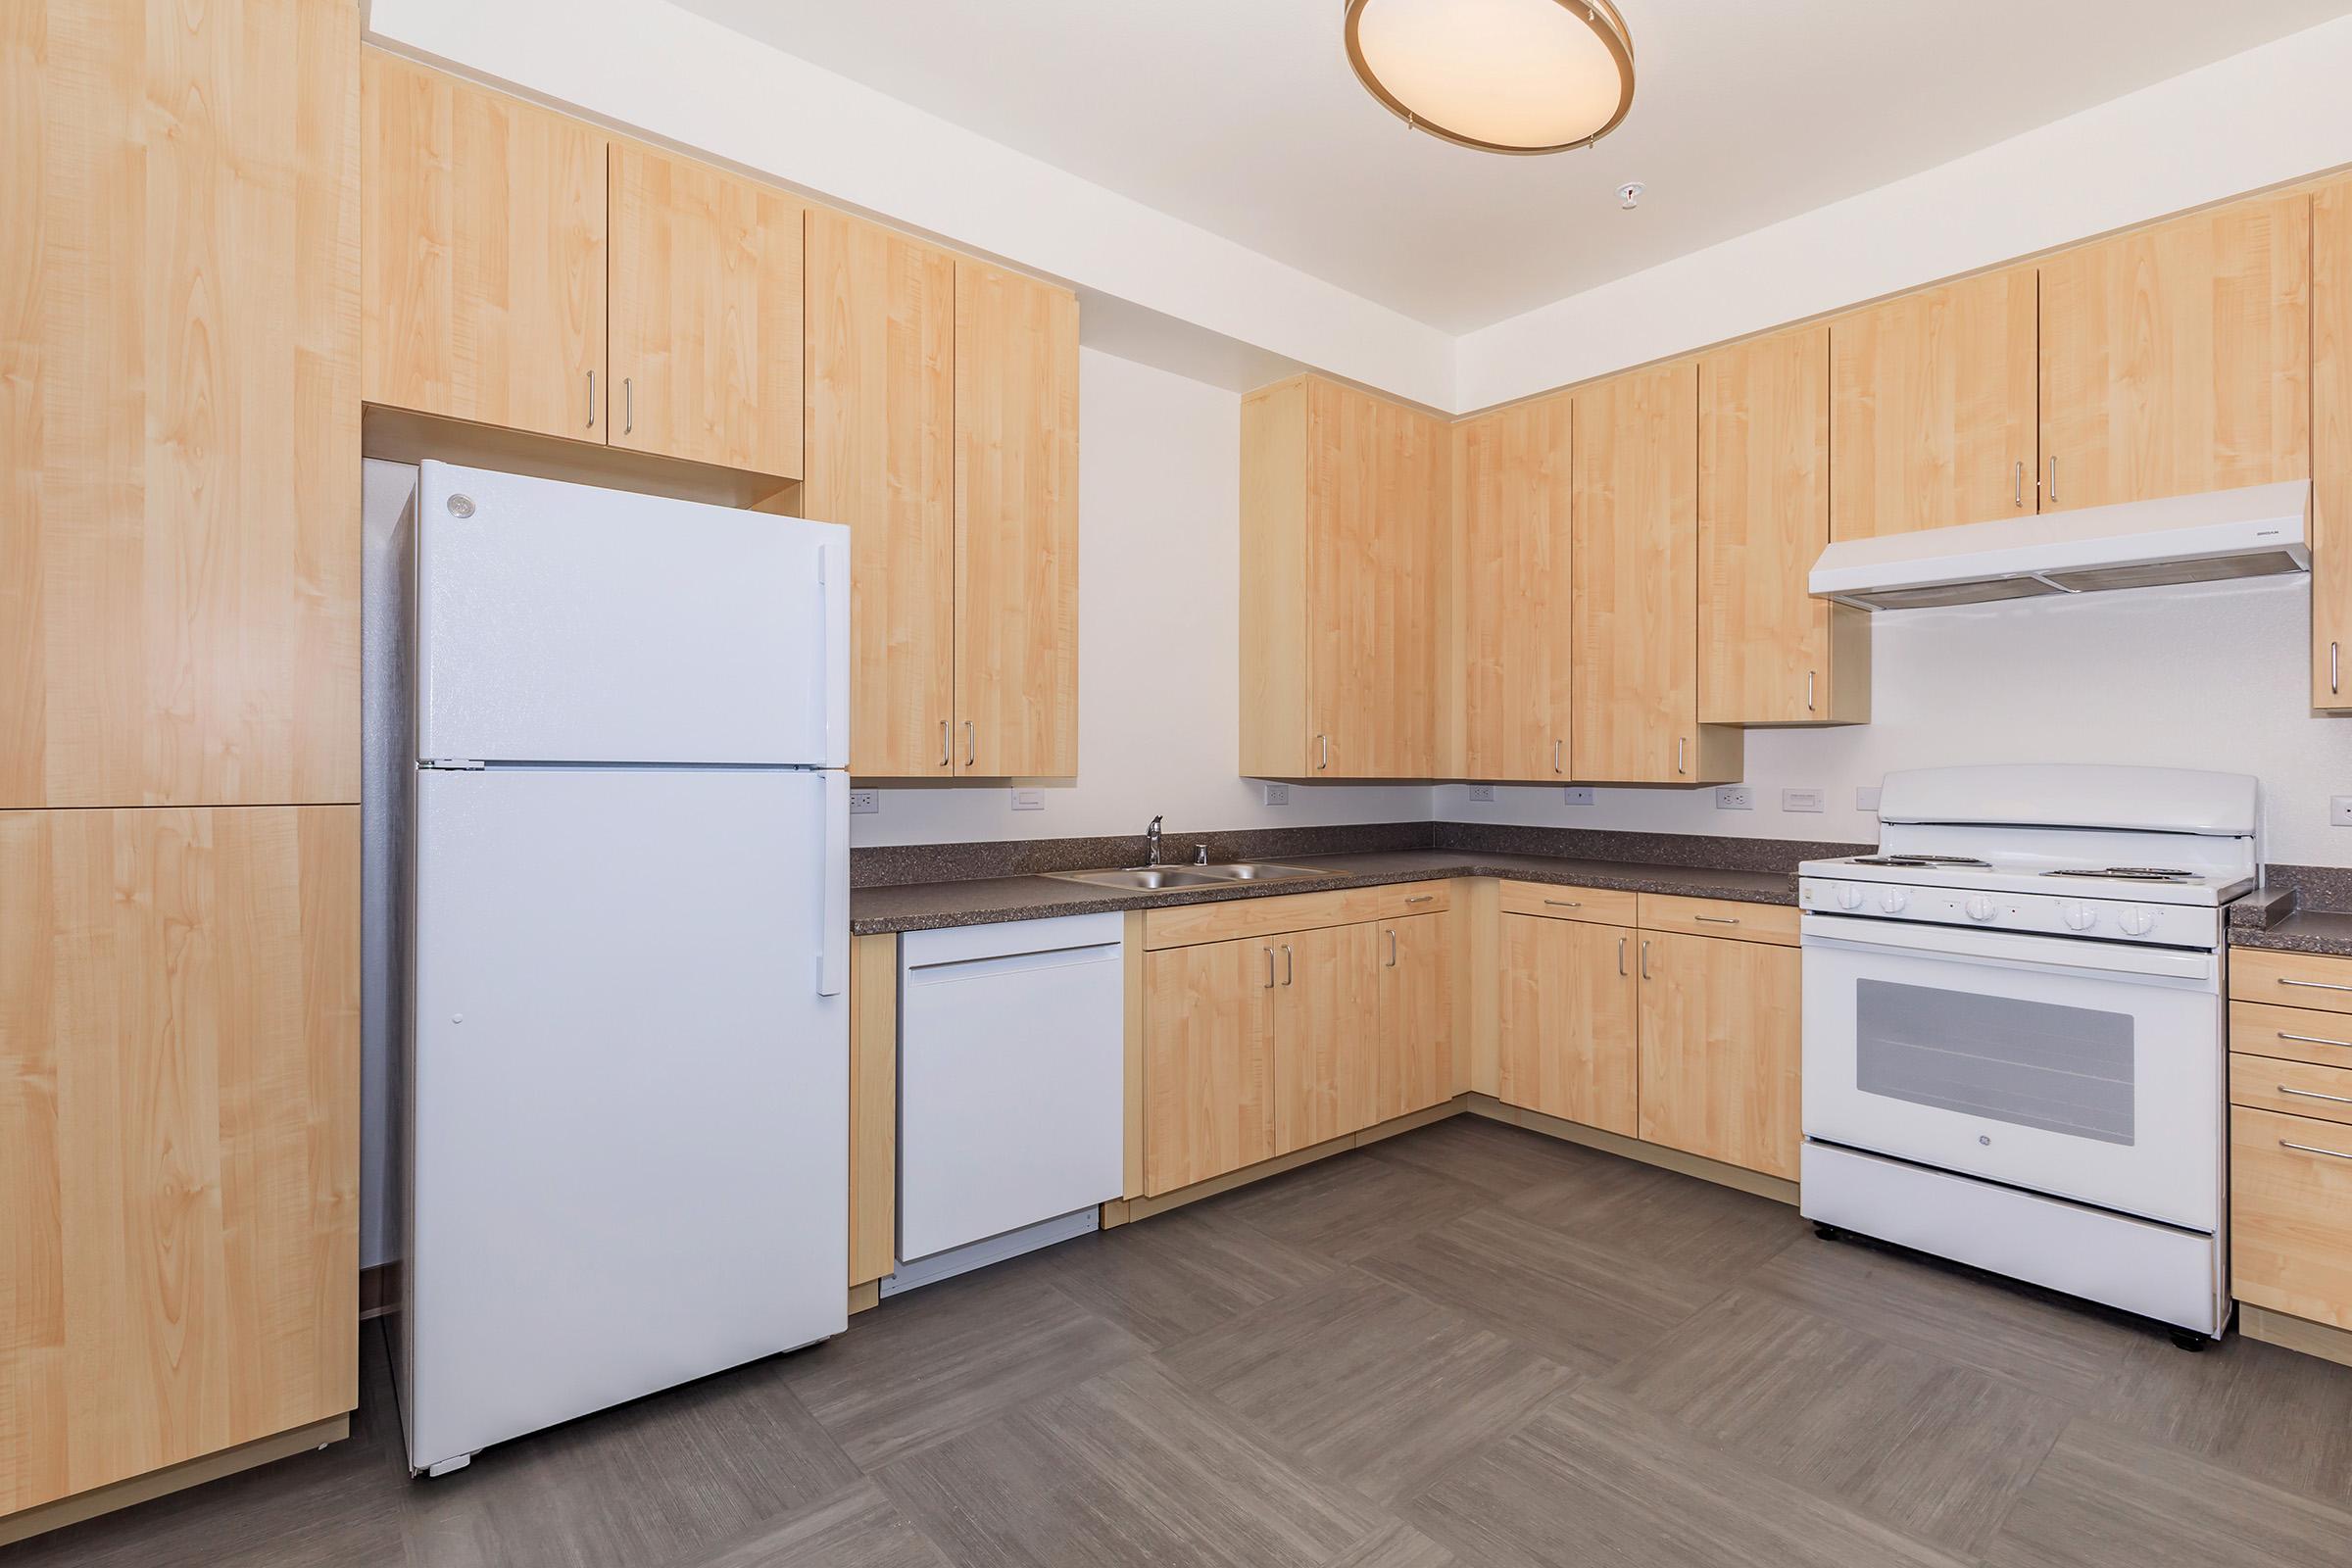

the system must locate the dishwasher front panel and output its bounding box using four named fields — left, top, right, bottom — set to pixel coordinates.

left=899, top=914, right=1126, bottom=1262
